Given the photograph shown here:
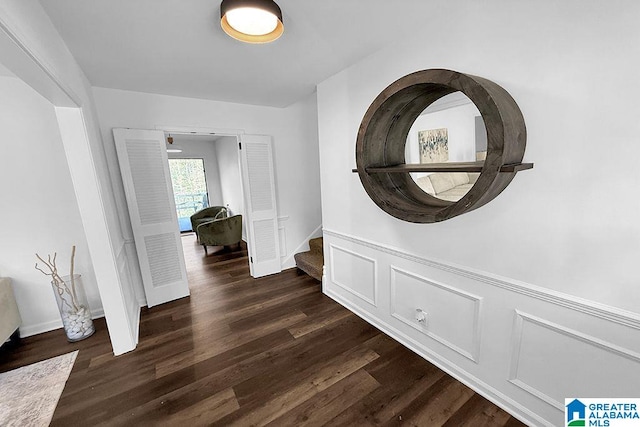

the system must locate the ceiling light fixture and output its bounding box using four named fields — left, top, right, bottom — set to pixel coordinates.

left=220, top=0, right=284, bottom=44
